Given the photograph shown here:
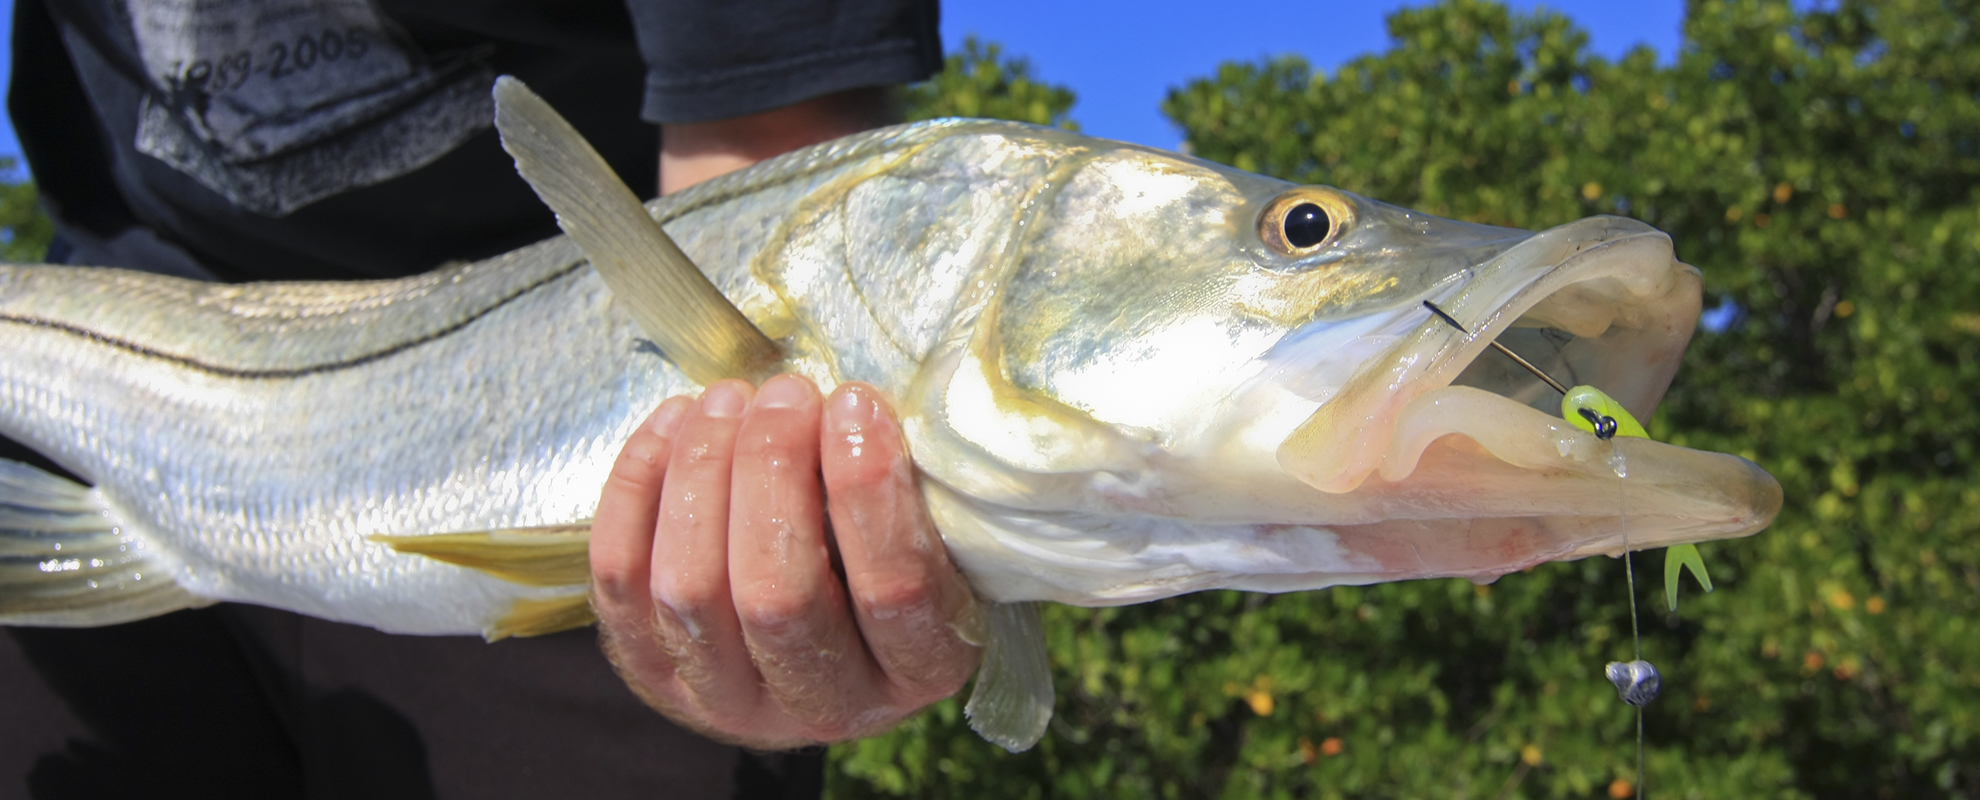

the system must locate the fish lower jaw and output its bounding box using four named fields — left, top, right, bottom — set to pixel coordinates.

left=1337, top=385, right=1781, bottom=552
